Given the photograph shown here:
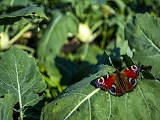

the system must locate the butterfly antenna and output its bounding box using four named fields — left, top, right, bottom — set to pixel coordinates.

left=108, top=56, right=114, bottom=67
